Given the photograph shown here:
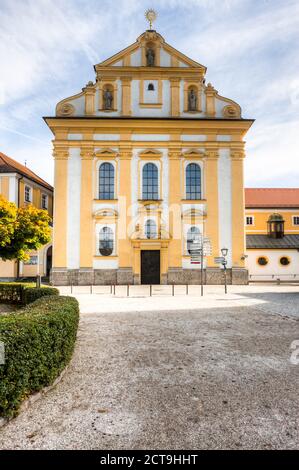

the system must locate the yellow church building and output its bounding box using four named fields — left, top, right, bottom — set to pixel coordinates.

left=45, top=27, right=253, bottom=286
